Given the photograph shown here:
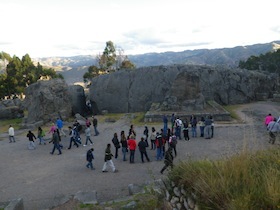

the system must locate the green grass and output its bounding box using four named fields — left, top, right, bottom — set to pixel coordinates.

left=0, top=118, right=23, bottom=133
left=168, top=149, right=280, bottom=209
left=223, top=105, right=242, bottom=121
